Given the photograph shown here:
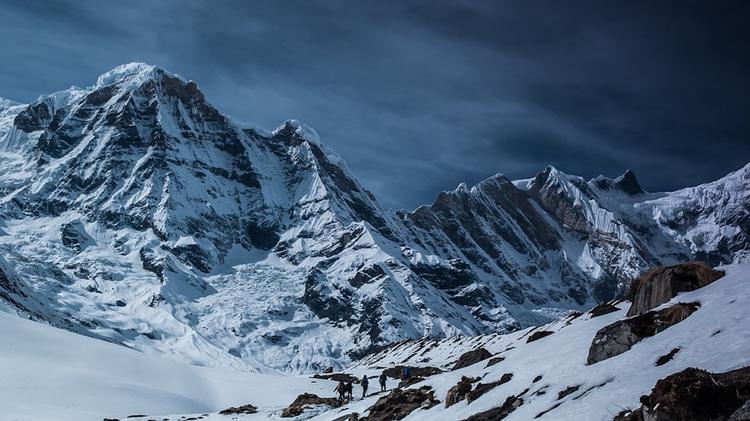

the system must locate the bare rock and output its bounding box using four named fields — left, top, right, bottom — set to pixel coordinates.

left=587, top=302, right=699, bottom=365
left=219, top=404, right=258, bottom=415
left=281, top=393, right=341, bottom=418
left=445, top=376, right=477, bottom=407
left=627, top=262, right=724, bottom=316
left=382, top=365, right=442, bottom=379
left=452, top=348, right=493, bottom=370
left=623, top=366, right=750, bottom=421
left=460, top=395, right=523, bottom=421
left=527, top=330, right=554, bottom=343
left=364, top=386, right=439, bottom=421
left=589, top=301, right=620, bottom=318
left=730, top=400, right=750, bottom=421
